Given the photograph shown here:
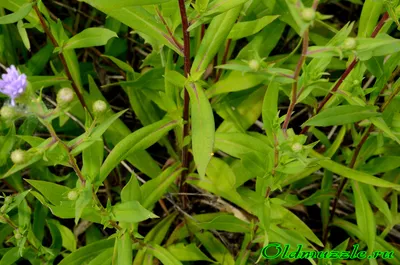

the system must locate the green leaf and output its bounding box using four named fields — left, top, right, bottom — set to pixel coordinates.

left=75, top=185, right=92, bottom=224
left=194, top=213, right=250, bottom=233
left=17, top=20, right=30, bottom=50
left=0, top=2, right=33, bottom=24
left=121, top=174, right=142, bottom=203
left=112, top=201, right=158, bottom=223
left=82, top=139, right=104, bottom=183
left=352, top=181, right=376, bottom=254
left=167, top=243, right=214, bottom=262
left=78, top=0, right=172, bottom=9
left=310, top=150, right=400, bottom=190
left=361, top=156, right=400, bottom=175
left=18, top=199, right=31, bottom=228
left=362, top=184, right=392, bottom=224
left=333, top=219, right=400, bottom=265
left=270, top=202, right=324, bottom=247
left=0, top=125, right=15, bottom=166
left=214, top=132, right=272, bottom=158
left=262, top=81, right=280, bottom=141
left=206, top=72, right=264, bottom=97
left=58, top=239, right=115, bottom=265
left=228, top=15, right=279, bottom=40
left=140, top=163, right=183, bottom=210
left=203, top=0, right=247, bottom=17
left=370, top=116, right=400, bottom=144
left=147, top=244, right=183, bottom=265
left=62, top=28, right=117, bottom=50
left=191, top=6, right=242, bottom=74
left=357, top=0, right=383, bottom=37
left=356, top=35, right=400, bottom=61
left=25, top=179, right=70, bottom=206
left=117, top=231, right=132, bottom=265
left=303, top=105, right=380, bottom=127
left=134, top=213, right=178, bottom=264
left=195, top=0, right=209, bottom=12
left=101, top=55, right=134, bottom=73
left=186, top=83, right=215, bottom=178
left=195, top=231, right=235, bottom=265
left=0, top=248, right=20, bottom=265
left=87, top=248, right=113, bottom=265
left=99, top=118, right=181, bottom=183
left=51, top=221, right=77, bottom=252
left=206, top=157, right=236, bottom=192
left=0, top=0, right=40, bottom=29
left=77, top=2, right=183, bottom=55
